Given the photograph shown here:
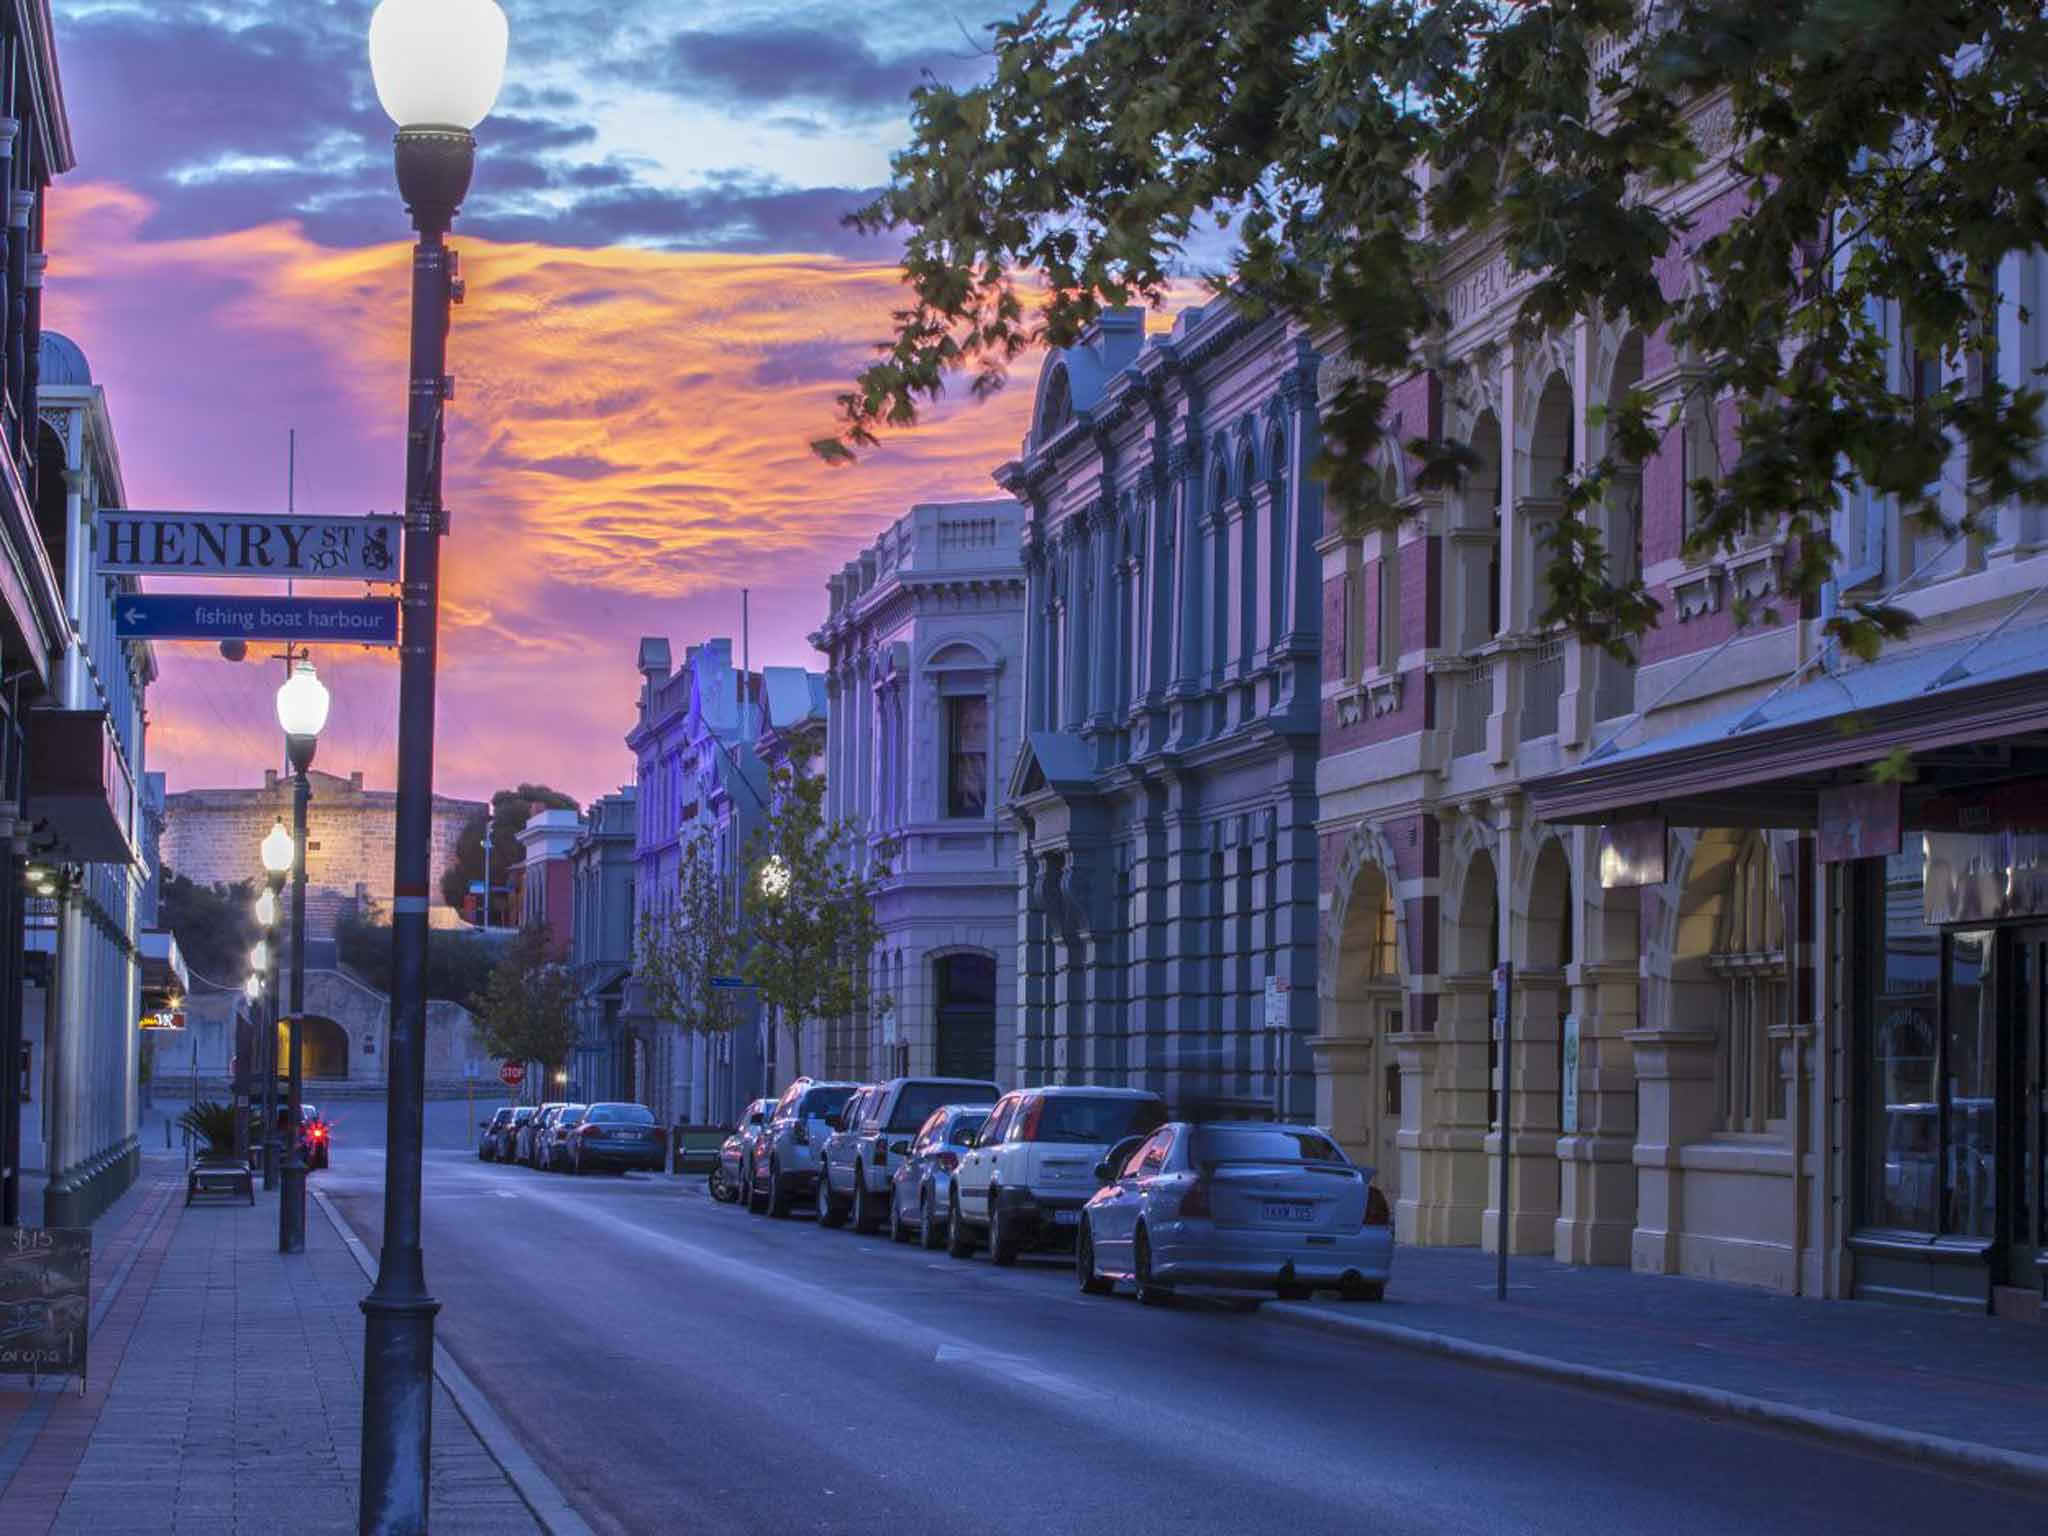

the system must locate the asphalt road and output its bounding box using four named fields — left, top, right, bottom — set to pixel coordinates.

left=318, top=1102, right=2047, bottom=1536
